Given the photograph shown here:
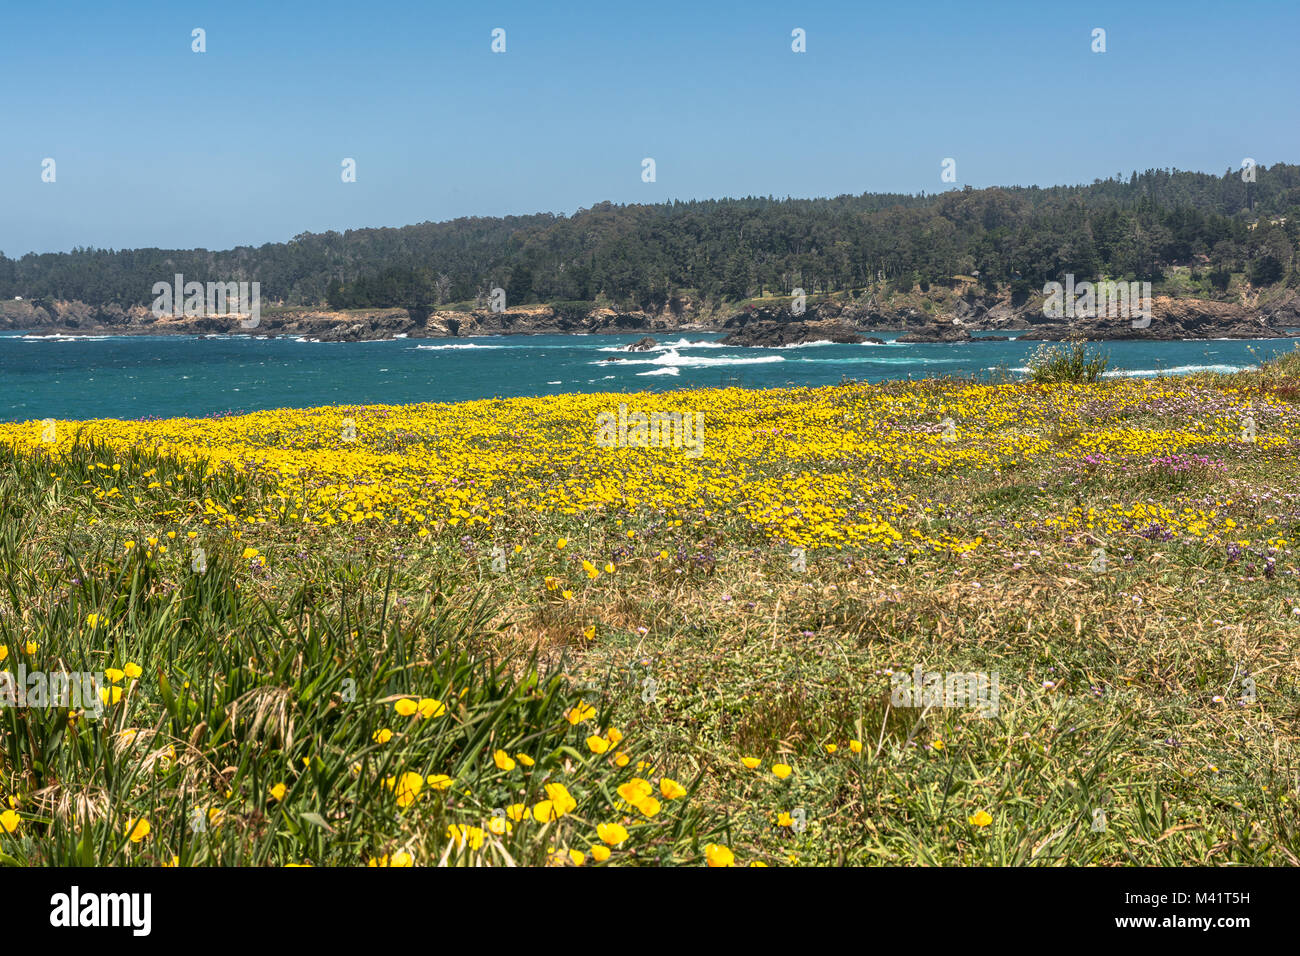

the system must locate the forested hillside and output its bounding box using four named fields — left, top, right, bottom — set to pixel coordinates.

left=3, top=165, right=1298, bottom=312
